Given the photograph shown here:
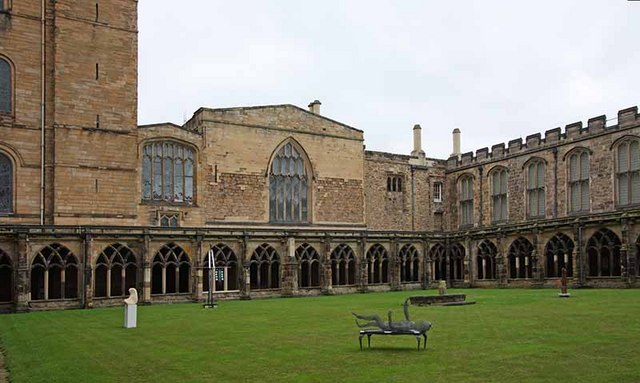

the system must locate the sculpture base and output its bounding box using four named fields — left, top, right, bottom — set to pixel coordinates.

left=124, top=304, right=137, bottom=328
left=558, top=293, right=571, bottom=298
